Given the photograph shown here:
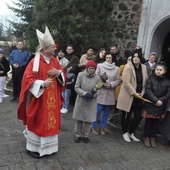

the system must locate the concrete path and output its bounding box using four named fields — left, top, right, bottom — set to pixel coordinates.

left=0, top=95, right=170, bottom=170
